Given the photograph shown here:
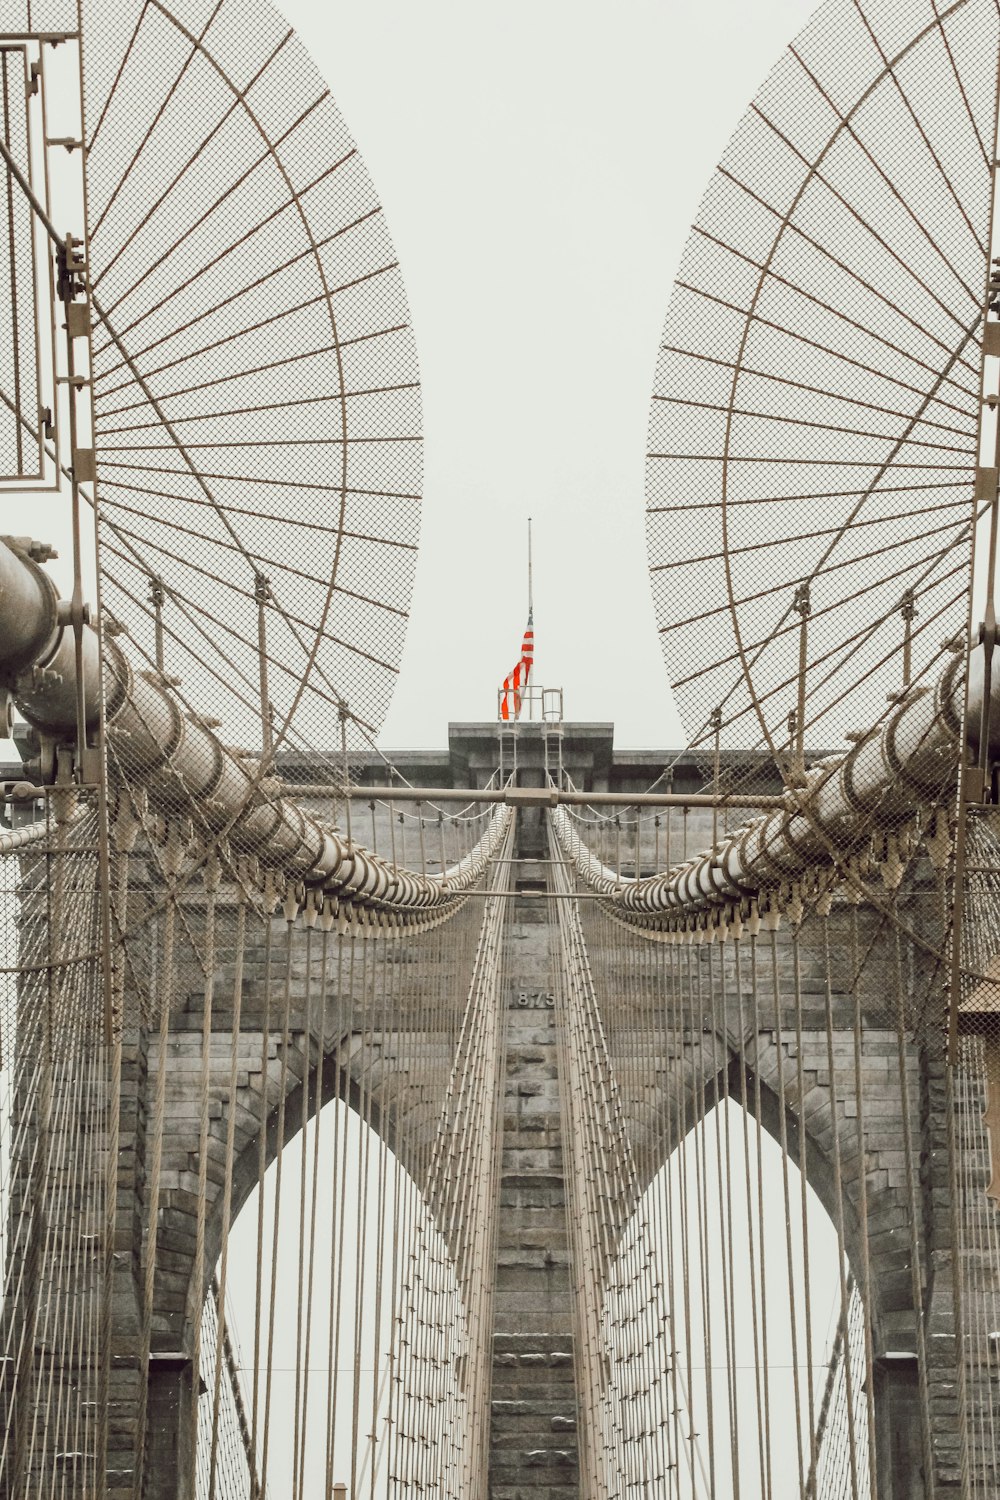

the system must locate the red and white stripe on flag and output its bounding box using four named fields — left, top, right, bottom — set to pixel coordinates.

left=501, top=615, right=534, bottom=721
